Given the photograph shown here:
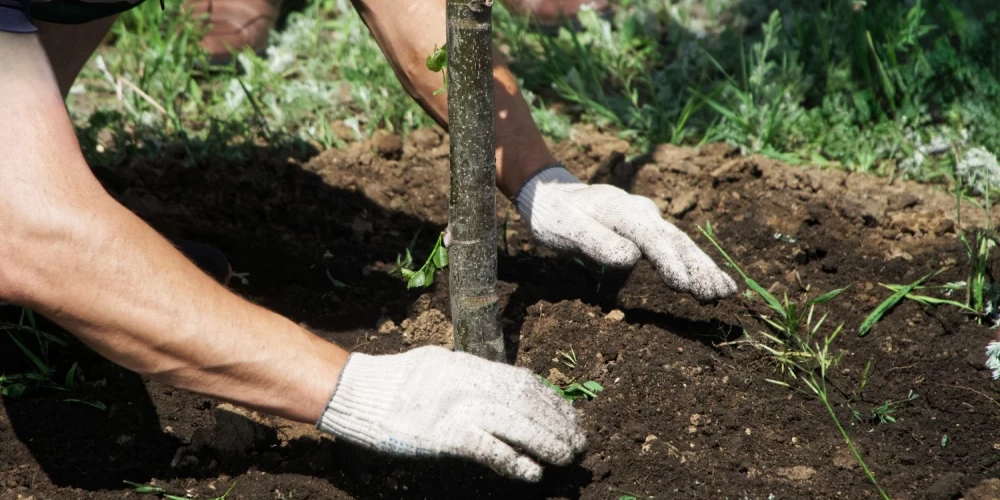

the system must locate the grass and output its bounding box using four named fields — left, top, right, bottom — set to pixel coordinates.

left=72, top=0, right=432, bottom=166
left=699, top=221, right=889, bottom=500
left=63, top=0, right=999, bottom=189
left=955, top=177, right=1000, bottom=322
left=1, top=308, right=81, bottom=398
left=125, top=480, right=237, bottom=500
left=497, top=0, right=1000, bottom=178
